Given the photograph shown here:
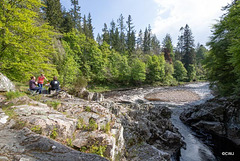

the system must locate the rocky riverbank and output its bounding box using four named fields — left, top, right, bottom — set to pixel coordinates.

left=0, top=72, right=183, bottom=161
left=180, top=97, right=240, bottom=146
